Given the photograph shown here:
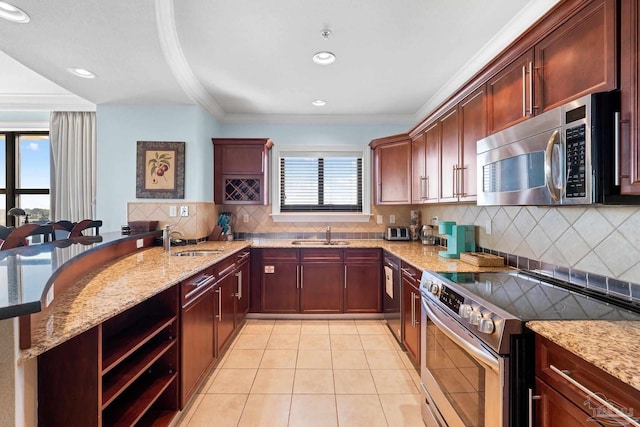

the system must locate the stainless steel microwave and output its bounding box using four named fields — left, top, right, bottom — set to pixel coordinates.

left=476, top=91, right=635, bottom=206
